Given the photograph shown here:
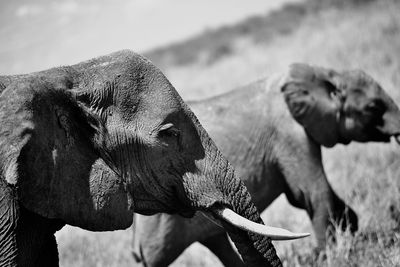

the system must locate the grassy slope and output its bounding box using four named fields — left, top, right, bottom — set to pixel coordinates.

left=57, top=0, right=400, bottom=266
